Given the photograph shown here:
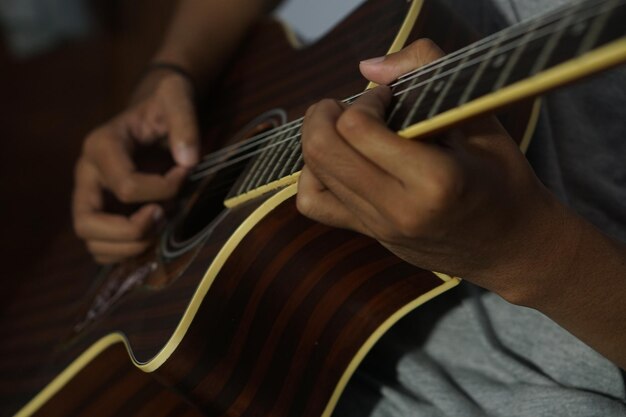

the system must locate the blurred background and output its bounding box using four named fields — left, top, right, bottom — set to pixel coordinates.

left=0, top=0, right=177, bottom=295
